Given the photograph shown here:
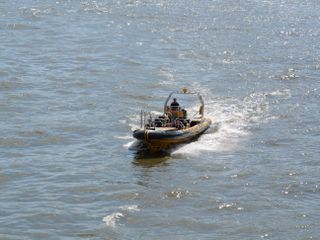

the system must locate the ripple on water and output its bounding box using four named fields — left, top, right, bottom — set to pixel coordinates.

left=163, top=188, right=192, bottom=199
left=218, top=202, right=243, bottom=211
left=1, top=128, right=70, bottom=148
left=281, top=181, right=319, bottom=197
left=229, top=169, right=256, bottom=179
left=173, top=217, right=223, bottom=232
left=0, top=23, right=40, bottom=30
left=1, top=0, right=319, bottom=239
left=0, top=137, right=29, bottom=148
